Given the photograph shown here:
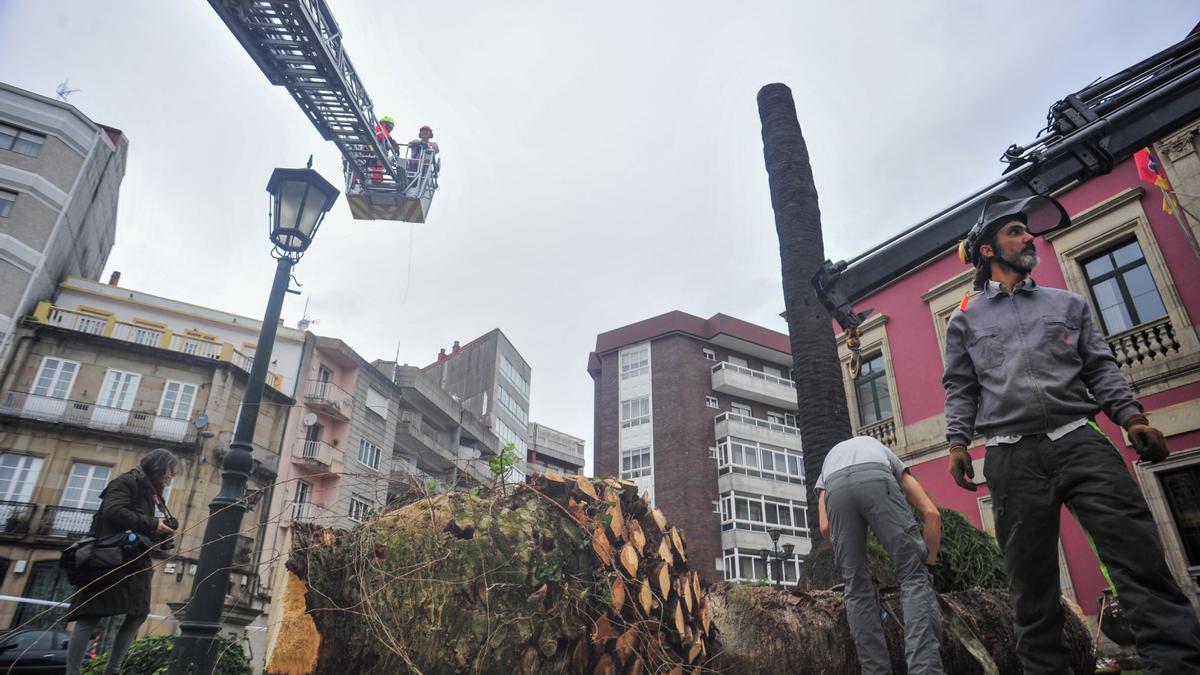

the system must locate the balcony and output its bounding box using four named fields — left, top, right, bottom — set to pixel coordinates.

left=32, top=302, right=285, bottom=391
left=0, top=501, right=36, bottom=537
left=38, top=505, right=95, bottom=539
left=0, top=391, right=198, bottom=444
left=858, top=418, right=897, bottom=447
left=713, top=411, right=802, bottom=450
left=711, top=362, right=798, bottom=411
left=1107, top=317, right=1181, bottom=370
left=303, top=379, right=353, bottom=420
left=293, top=439, right=339, bottom=468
